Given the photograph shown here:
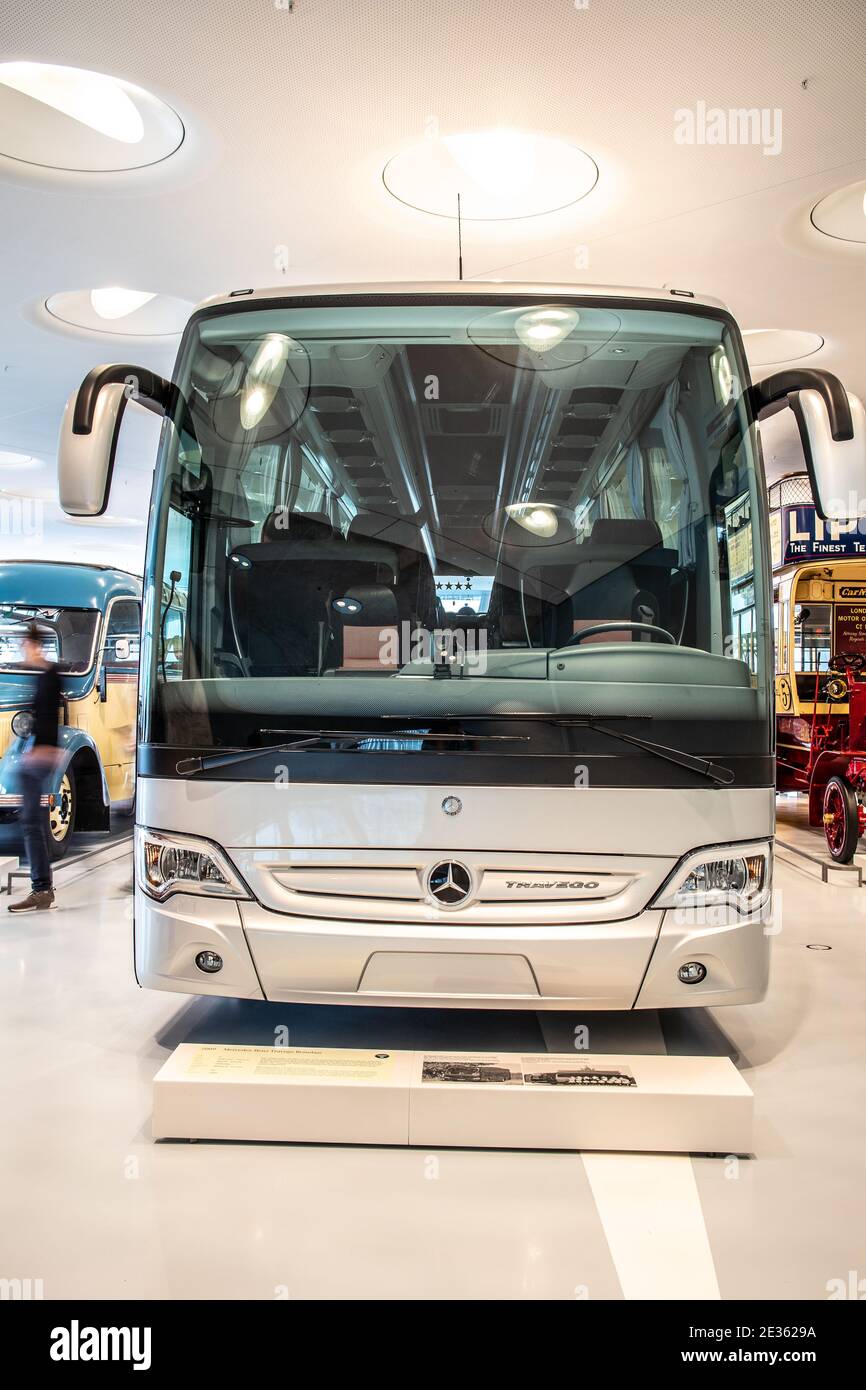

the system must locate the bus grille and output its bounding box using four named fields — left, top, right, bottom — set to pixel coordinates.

left=234, top=849, right=674, bottom=926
